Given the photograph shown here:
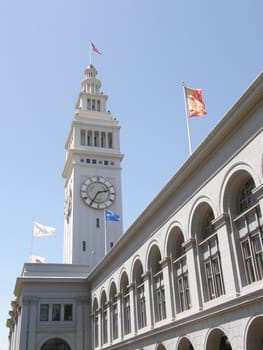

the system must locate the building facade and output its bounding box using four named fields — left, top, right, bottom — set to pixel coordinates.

left=6, top=67, right=263, bottom=350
